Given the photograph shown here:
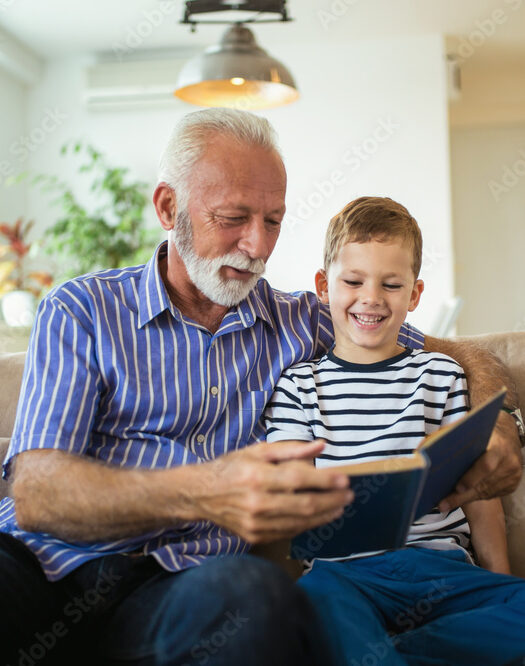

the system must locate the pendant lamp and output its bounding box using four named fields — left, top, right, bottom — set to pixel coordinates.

left=174, top=21, right=299, bottom=110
